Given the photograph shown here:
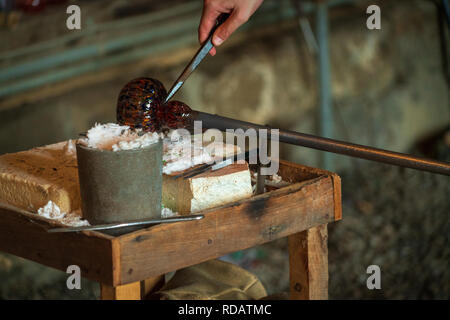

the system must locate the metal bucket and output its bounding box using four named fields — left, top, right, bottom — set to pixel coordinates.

left=76, top=140, right=162, bottom=225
